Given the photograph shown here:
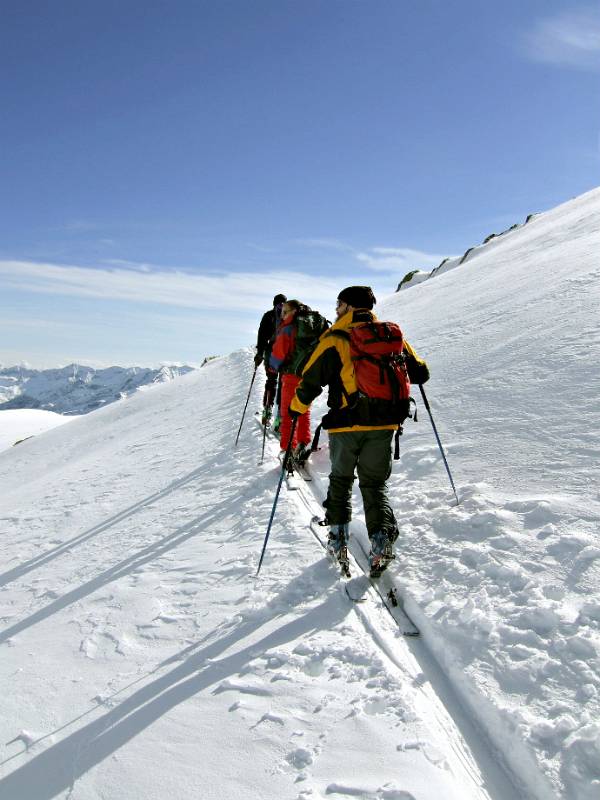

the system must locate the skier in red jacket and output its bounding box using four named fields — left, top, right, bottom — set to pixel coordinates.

left=270, top=299, right=328, bottom=461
